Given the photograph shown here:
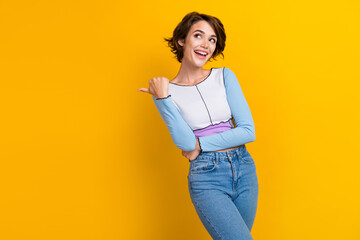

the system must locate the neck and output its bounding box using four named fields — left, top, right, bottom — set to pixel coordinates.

left=174, top=60, right=209, bottom=85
